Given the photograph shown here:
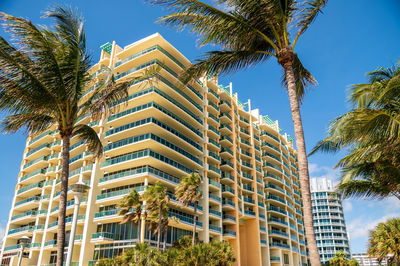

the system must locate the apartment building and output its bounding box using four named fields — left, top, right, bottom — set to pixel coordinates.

left=352, top=253, right=390, bottom=266
left=0, top=33, right=308, bottom=266
left=311, top=178, right=351, bottom=263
